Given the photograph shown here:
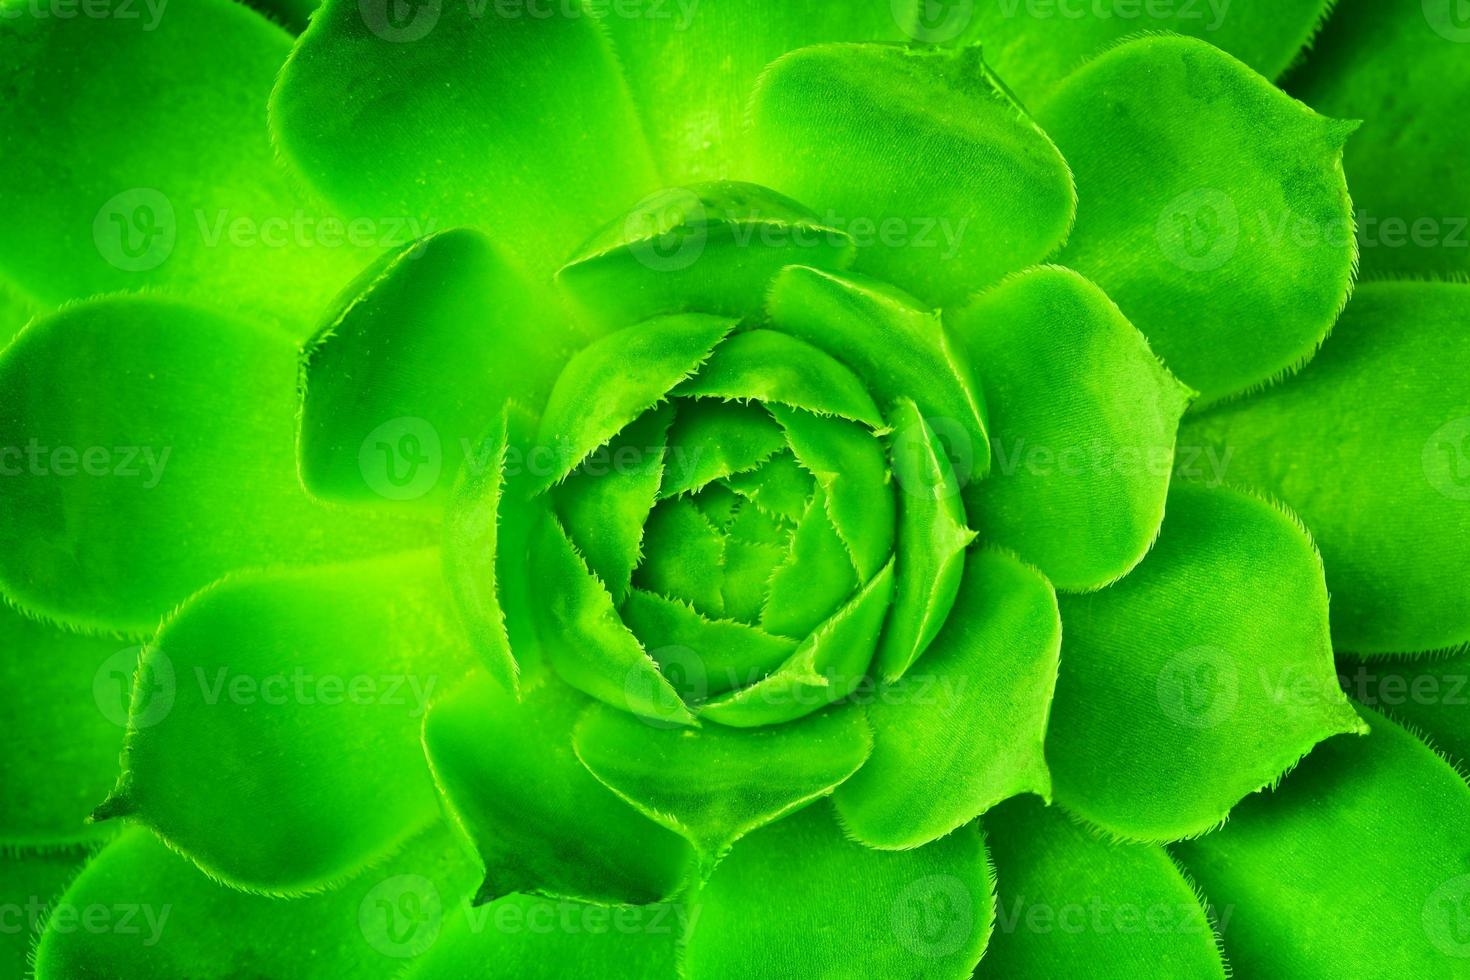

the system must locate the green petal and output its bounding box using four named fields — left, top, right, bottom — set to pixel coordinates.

left=1344, top=649, right=1470, bottom=769
left=300, top=228, right=566, bottom=506
left=1181, top=281, right=1470, bottom=654
left=977, top=797, right=1226, bottom=980
left=573, top=703, right=871, bottom=869
left=0, top=0, right=369, bottom=329
left=0, top=296, right=427, bottom=636
left=535, top=314, right=736, bottom=489
left=34, top=822, right=478, bottom=979
left=1290, top=0, right=1470, bottom=278
left=0, top=847, right=88, bottom=978
left=273, top=0, right=657, bottom=279
left=747, top=44, right=1075, bottom=307
left=105, top=551, right=470, bottom=893
left=1046, top=483, right=1365, bottom=842
left=767, top=266, right=989, bottom=480
left=835, top=548, right=1058, bottom=850
left=1174, top=707, right=1470, bottom=977
left=1039, top=35, right=1357, bottom=403
left=423, top=673, right=692, bottom=906
left=683, top=802, right=994, bottom=980
left=659, top=401, right=785, bottom=499
left=952, top=266, right=1193, bottom=591
left=1, top=605, right=129, bottom=846
left=559, top=182, right=856, bottom=328
left=876, top=399, right=975, bottom=680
